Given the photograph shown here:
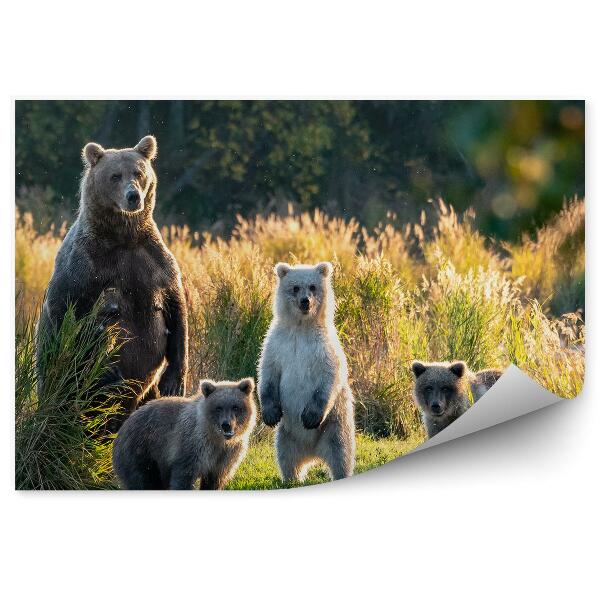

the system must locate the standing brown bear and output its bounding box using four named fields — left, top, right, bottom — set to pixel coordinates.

left=37, top=136, right=188, bottom=425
